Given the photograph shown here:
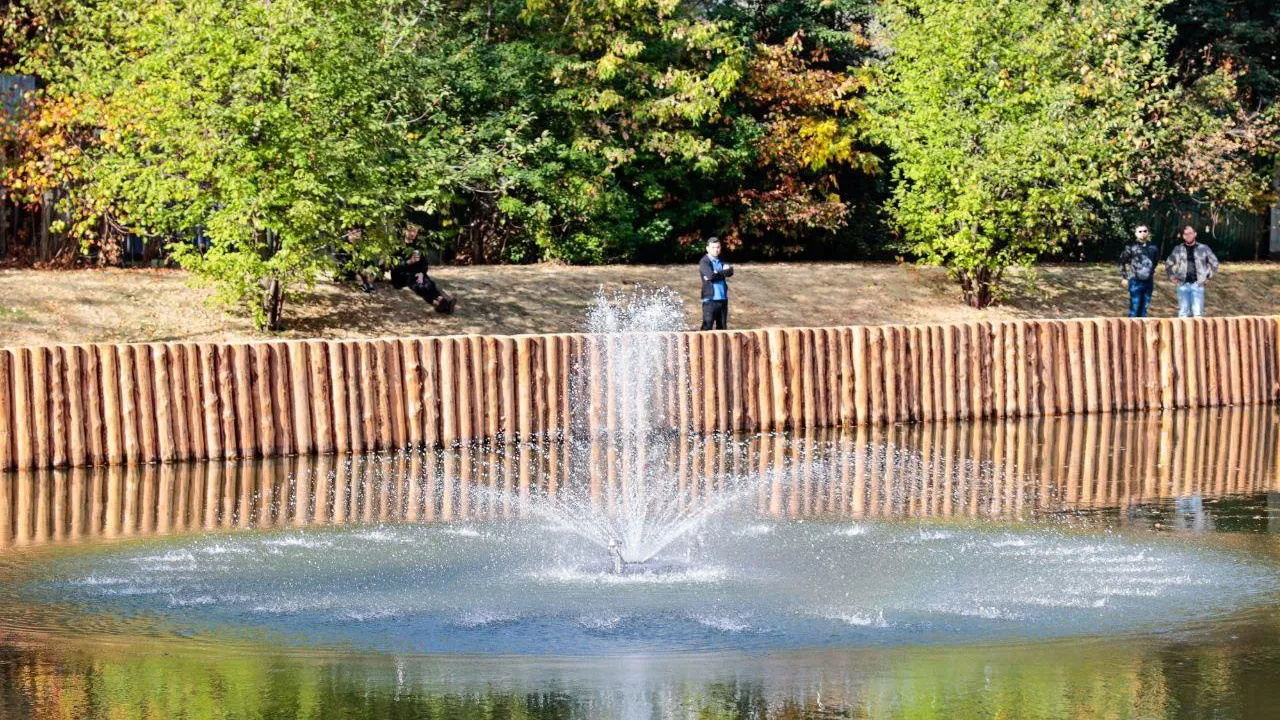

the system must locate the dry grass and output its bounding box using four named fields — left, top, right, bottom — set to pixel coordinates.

left=1, top=261, right=1278, bottom=345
